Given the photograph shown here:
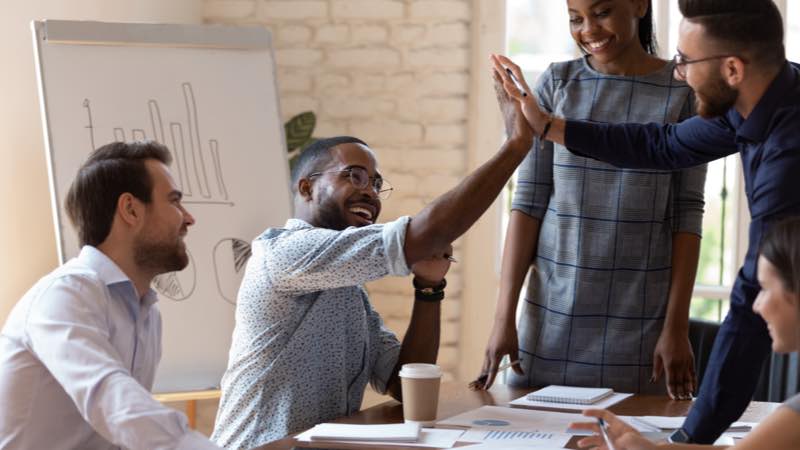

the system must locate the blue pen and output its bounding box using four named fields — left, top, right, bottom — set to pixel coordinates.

left=598, top=418, right=617, bottom=450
